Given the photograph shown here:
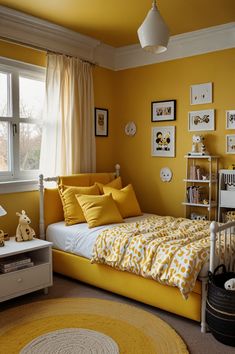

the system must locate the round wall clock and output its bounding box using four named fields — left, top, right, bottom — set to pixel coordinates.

left=125, top=121, right=137, bottom=136
left=160, top=167, right=173, bottom=182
